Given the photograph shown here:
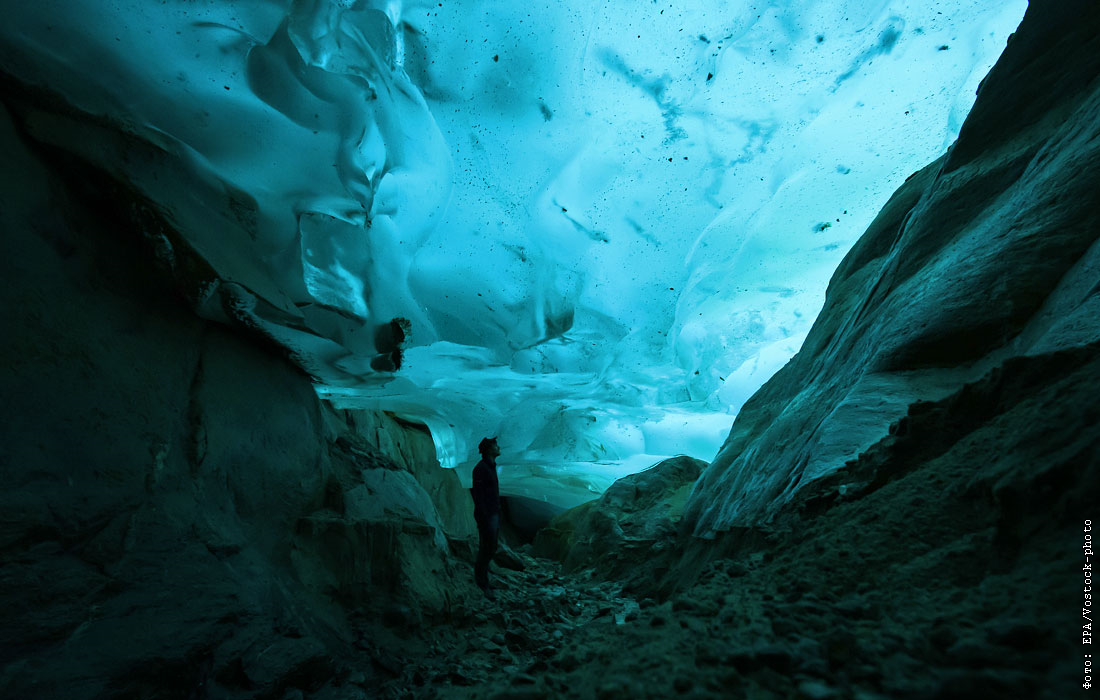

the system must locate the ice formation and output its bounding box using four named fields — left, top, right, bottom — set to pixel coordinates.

left=2, top=0, right=1026, bottom=507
